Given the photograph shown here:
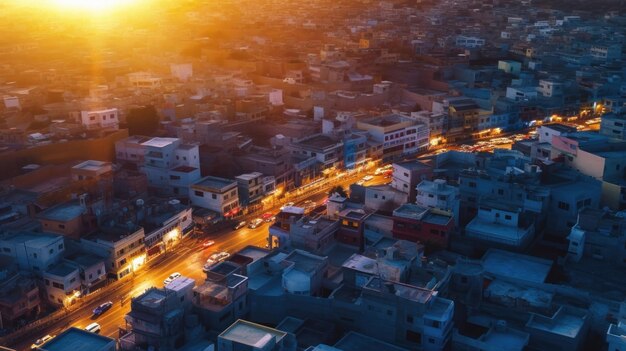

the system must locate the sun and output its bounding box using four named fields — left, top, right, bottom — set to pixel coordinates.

left=49, top=0, right=135, bottom=11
